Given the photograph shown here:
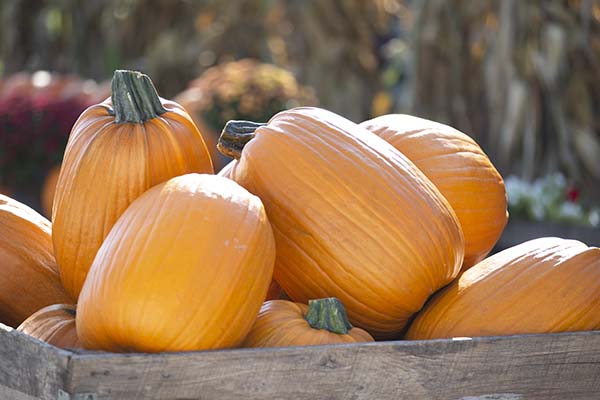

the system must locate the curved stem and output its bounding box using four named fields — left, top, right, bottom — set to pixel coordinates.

left=305, top=298, right=353, bottom=335
left=111, top=70, right=166, bottom=124
left=217, top=120, right=266, bottom=159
